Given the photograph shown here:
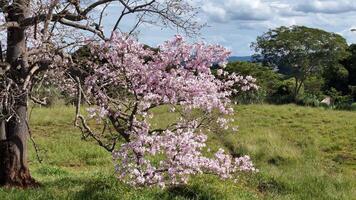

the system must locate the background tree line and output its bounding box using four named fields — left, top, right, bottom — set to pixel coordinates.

left=225, top=25, right=356, bottom=110
left=39, top=25, right=356, bottom=111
